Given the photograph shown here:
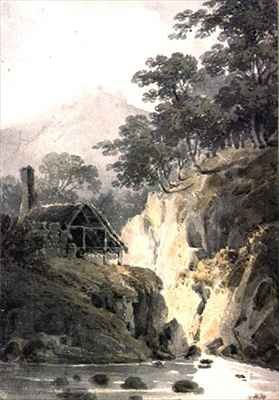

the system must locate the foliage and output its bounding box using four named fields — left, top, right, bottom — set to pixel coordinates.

left=95, top=188, right=148, bottom=232
left=171, top=0, right=278, bottom=147
left=37, top=152, right=102, bottom=204
left=96, top=55, right=230, bottom=191
left=0, top=175, right=22, bottom=216
left=1, top=218, right=44, bottom=263
left=95, top=0, right=277, bottom=192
